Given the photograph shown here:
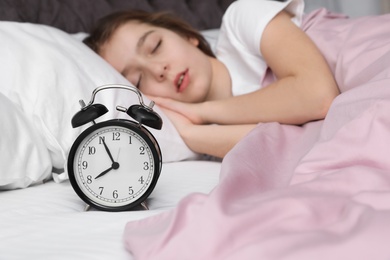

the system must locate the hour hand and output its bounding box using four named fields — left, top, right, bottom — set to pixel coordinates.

left=95, top=166, right=113, bottom=180
left=94, top=162, right=119, bottom=180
